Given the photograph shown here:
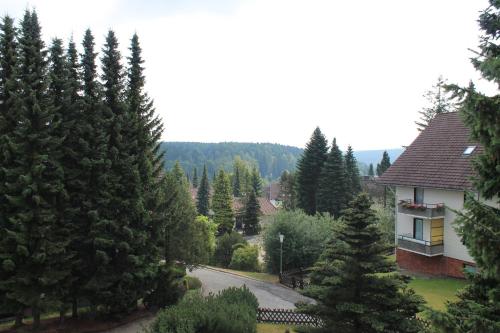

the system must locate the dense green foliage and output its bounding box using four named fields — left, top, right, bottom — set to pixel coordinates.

left=296, top=128, right=328, bottom=215
left=263, top=210, right=334, bottom=273
left=376, top=150, right=391, bottom=176
left=300, top=193, right=425, bottom=333
left=161, top=141, right=302, bottom=181
left=196, top=165, right=210, bottom=216
left=368, top=163, right=375, bottom=176
left=229, top=245, right=260, bottom=272
left=148, top=287, right=259, bottom=333
left=214, top=232, right=247, bottom=268
left=316, top=138, right=347, bottom=217
left=243, top=190, right=260, bottom=235
left=373, top=203, right=395, bottom=246
left=429, top=2, right=500, bottom=331
left=0, top=11, right=208, bottom=329
left=278, top=170, right=297, bottom=210
left=212, top=170, right=234, bottom=234
left=415, top=76, right=454, bottom=131
left=344, top=145, right=362, bottom=199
